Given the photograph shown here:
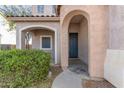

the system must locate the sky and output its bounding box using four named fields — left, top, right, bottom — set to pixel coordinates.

left=0, top=16, right=16, bottom=44
left=0, top=5, right=32, bottom=45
